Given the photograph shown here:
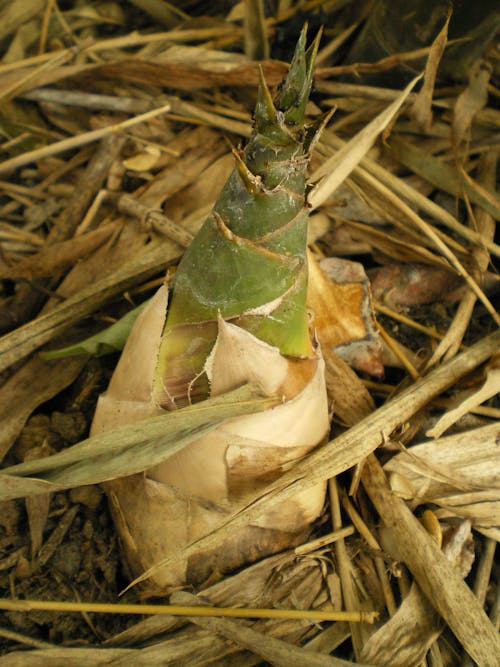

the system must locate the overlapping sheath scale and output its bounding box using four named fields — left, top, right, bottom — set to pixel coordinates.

left=155, top=27, right=321, bottom=407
